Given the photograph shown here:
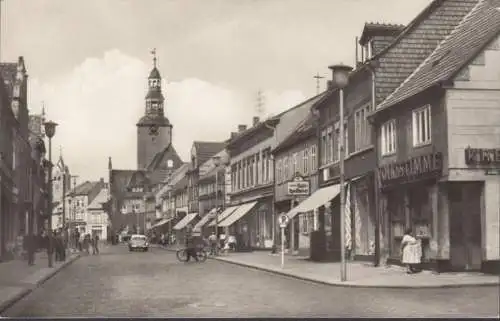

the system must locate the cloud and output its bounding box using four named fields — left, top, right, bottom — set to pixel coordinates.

left=29, top=49, right=306, bottom=181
